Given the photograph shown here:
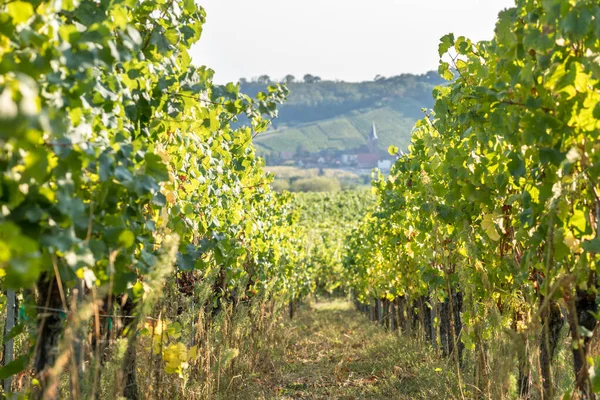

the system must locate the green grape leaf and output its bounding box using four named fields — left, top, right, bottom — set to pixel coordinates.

left=582, top=239, right=600, bottom=254
left=562, top=7, right=592, bottom=39
left=145, top=153, right=170, bottom=182
left=438, top=33, right=455, bottom=57
left=118, top=230, right=135, bottom=248
left=569, top=209, right=587, bottom=234
left=7, top=2, right=34, bottom=24
left=0, top=355, right=30, bottom=380
left=481, top=214, right=501, bottom=241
